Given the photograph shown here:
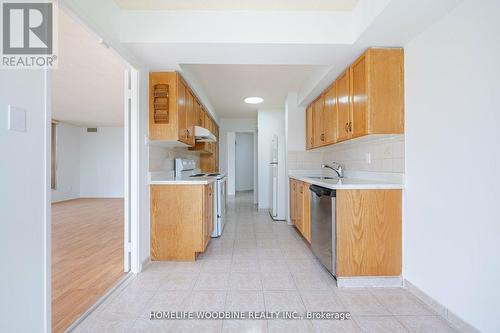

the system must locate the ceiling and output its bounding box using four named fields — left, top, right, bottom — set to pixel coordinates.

left=181, top=64, right=323, bottom=118
left=51, top=11, right=127, bottom=127
left=113, top=0, right=359, bottom=11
